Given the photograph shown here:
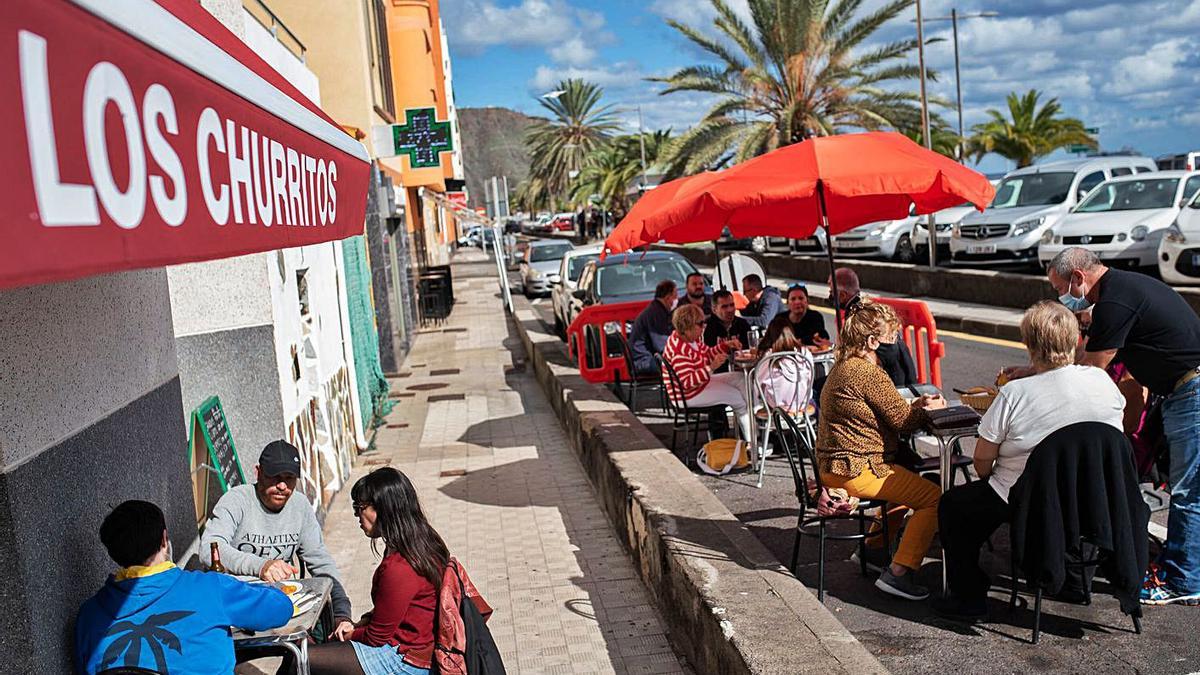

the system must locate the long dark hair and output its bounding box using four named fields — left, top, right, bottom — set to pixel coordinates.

left=351, top=467, right=449, bottom=587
